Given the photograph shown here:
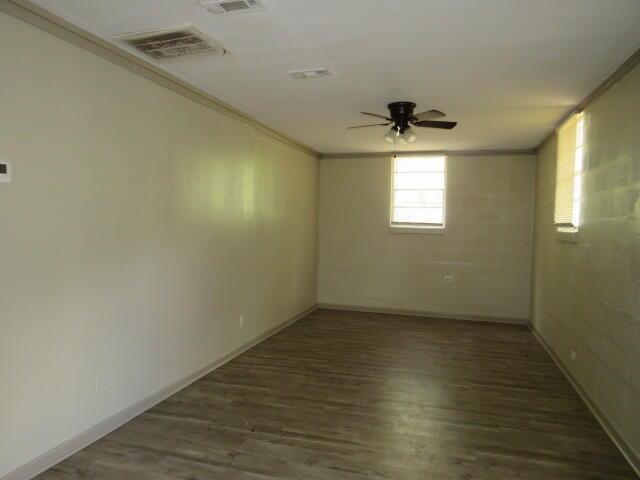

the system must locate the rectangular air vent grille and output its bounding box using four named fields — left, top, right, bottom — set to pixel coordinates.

left=221, top=1, right=251, bottom=12
left=201, top=0, right=266, bottom=16
left=113, top=26, right=228, bottom=60
left=289, top=68, right=331, bottom=79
